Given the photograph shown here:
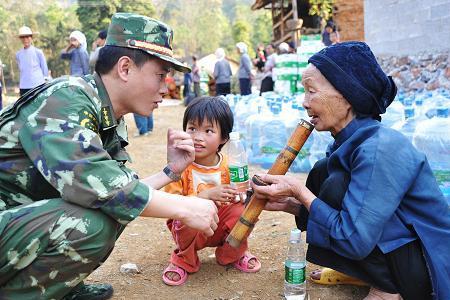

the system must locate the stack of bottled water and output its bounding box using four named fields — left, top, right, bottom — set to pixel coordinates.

left=388, top=88, right=450, bottom=205
left=413, top=106, right=450, bottom=205
left=223, top=92, right=323, bottom=173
